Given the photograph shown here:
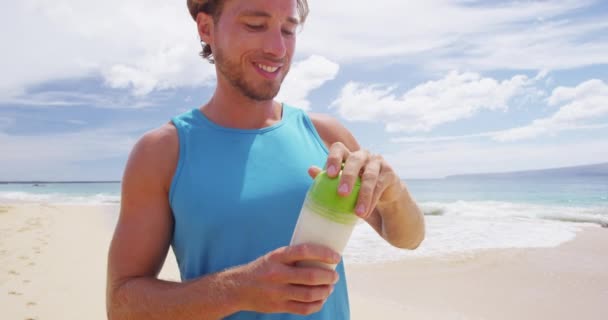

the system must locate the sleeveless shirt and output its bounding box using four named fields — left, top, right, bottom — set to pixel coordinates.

left=169, top=104, right=350, bottom=319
